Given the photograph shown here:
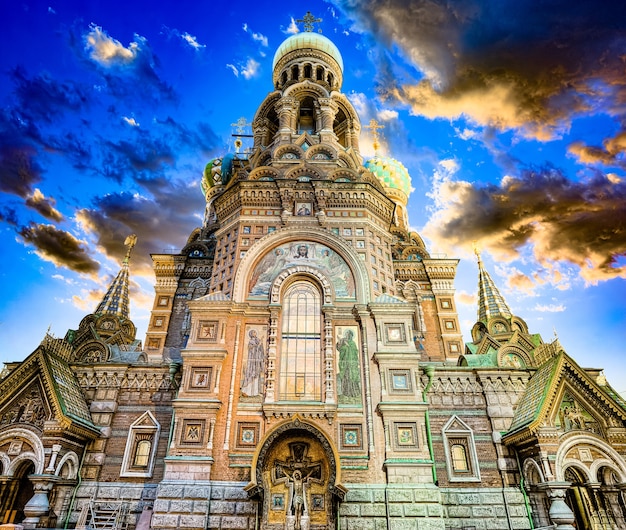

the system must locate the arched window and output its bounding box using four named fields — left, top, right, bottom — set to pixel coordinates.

left=279, top=281, right=322, bottom=401
left=451, top=443, right=469, bottom=472
left=133, top=439, right=152, bottom=467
